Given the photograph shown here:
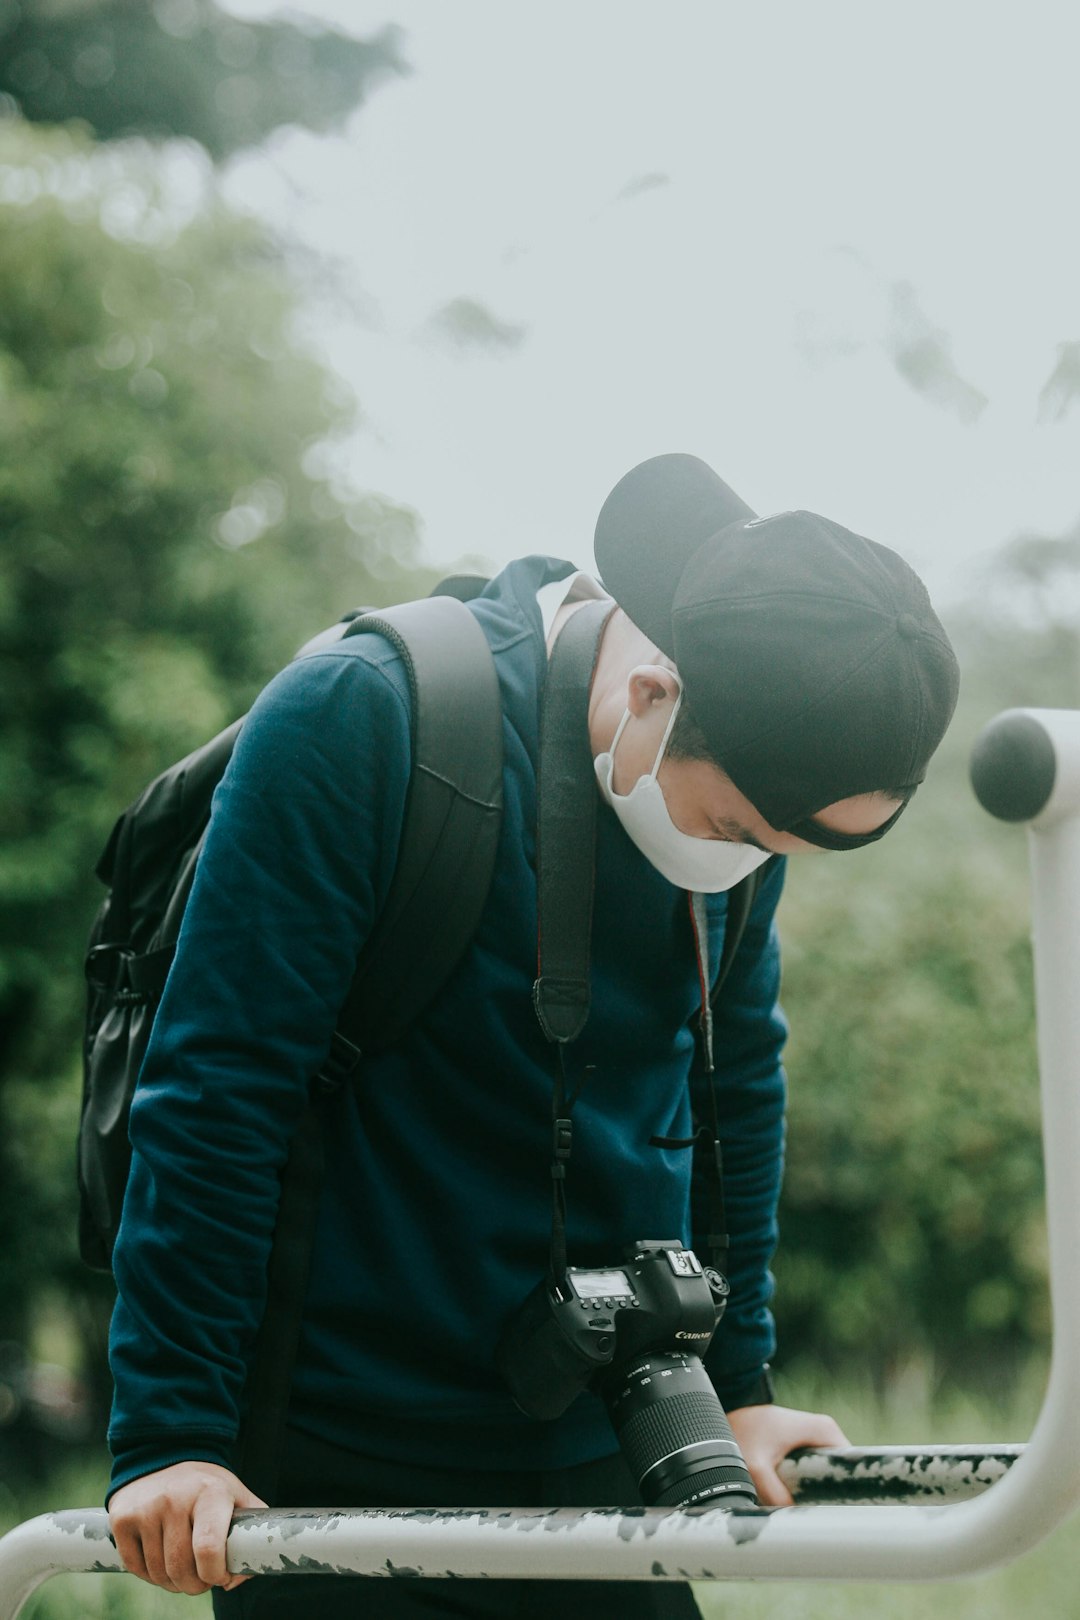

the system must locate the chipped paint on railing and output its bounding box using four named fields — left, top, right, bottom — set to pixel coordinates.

left=779, top=1445, right=1021, bottom=1503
